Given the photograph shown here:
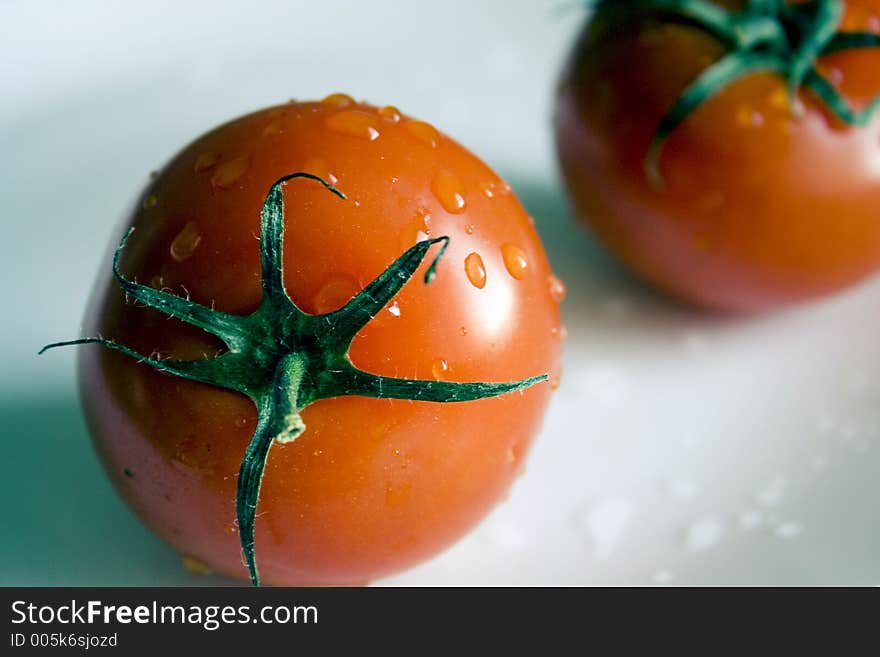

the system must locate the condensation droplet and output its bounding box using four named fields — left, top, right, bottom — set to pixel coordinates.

left=386, top=300, right=401, bottom=317
left=459, top=326, right=468, bottom=336
left=325, top=110, right=380, bottom=140
left=142, top=193, right=158, bottom=209
left=464, top=224, right=475, bottom=235
left=170, top=221, right=202, bottom=262
left=548, top=274, right=566, bottom=302
left=194, top=152, right=220, bottom=173
left=501, top=243, right=528, bottom=280
left=406, top=120, right=440, bottom=148
left=321, top=92, right=354, bottom=108
left=312, top=274, right=360, bottom=314
left=431, top=358, right=449, bottom=380
left=738, top=510, right=763, bottom=530
left=262, top=119, right=283, bottom=136
left=431, top=170, right=467, bottom=214
left=464, top=252, right=487, bottom=289
left=479, top=181, right=497, bottom=198
left=181, top=554, right=213, bottom=576
left=684, top=516, right=724, bottom=552
left=378, top=105, right=401, bottom=123
left=756, top=475, right=787, bottom=507
left=573, top=497, right=633, bottom=560
left=302, top=157, right=339, bottom=185
left=775, top=522, right=803, bottom=539
left=549, top=374, right=561, bottom=390
left=234, top=416, right=249, bottom=429
left=211, top=155, right=250, bottom=190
